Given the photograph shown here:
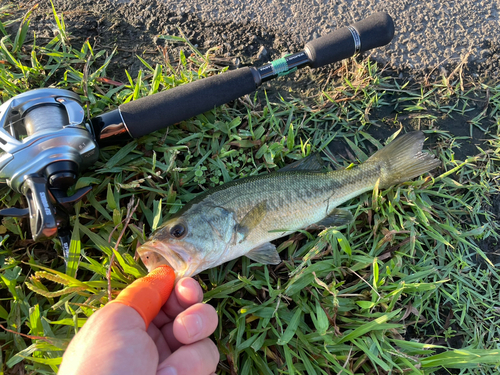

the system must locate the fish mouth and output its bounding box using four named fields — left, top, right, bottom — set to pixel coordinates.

left=137, top=241, right=196, bottom=279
